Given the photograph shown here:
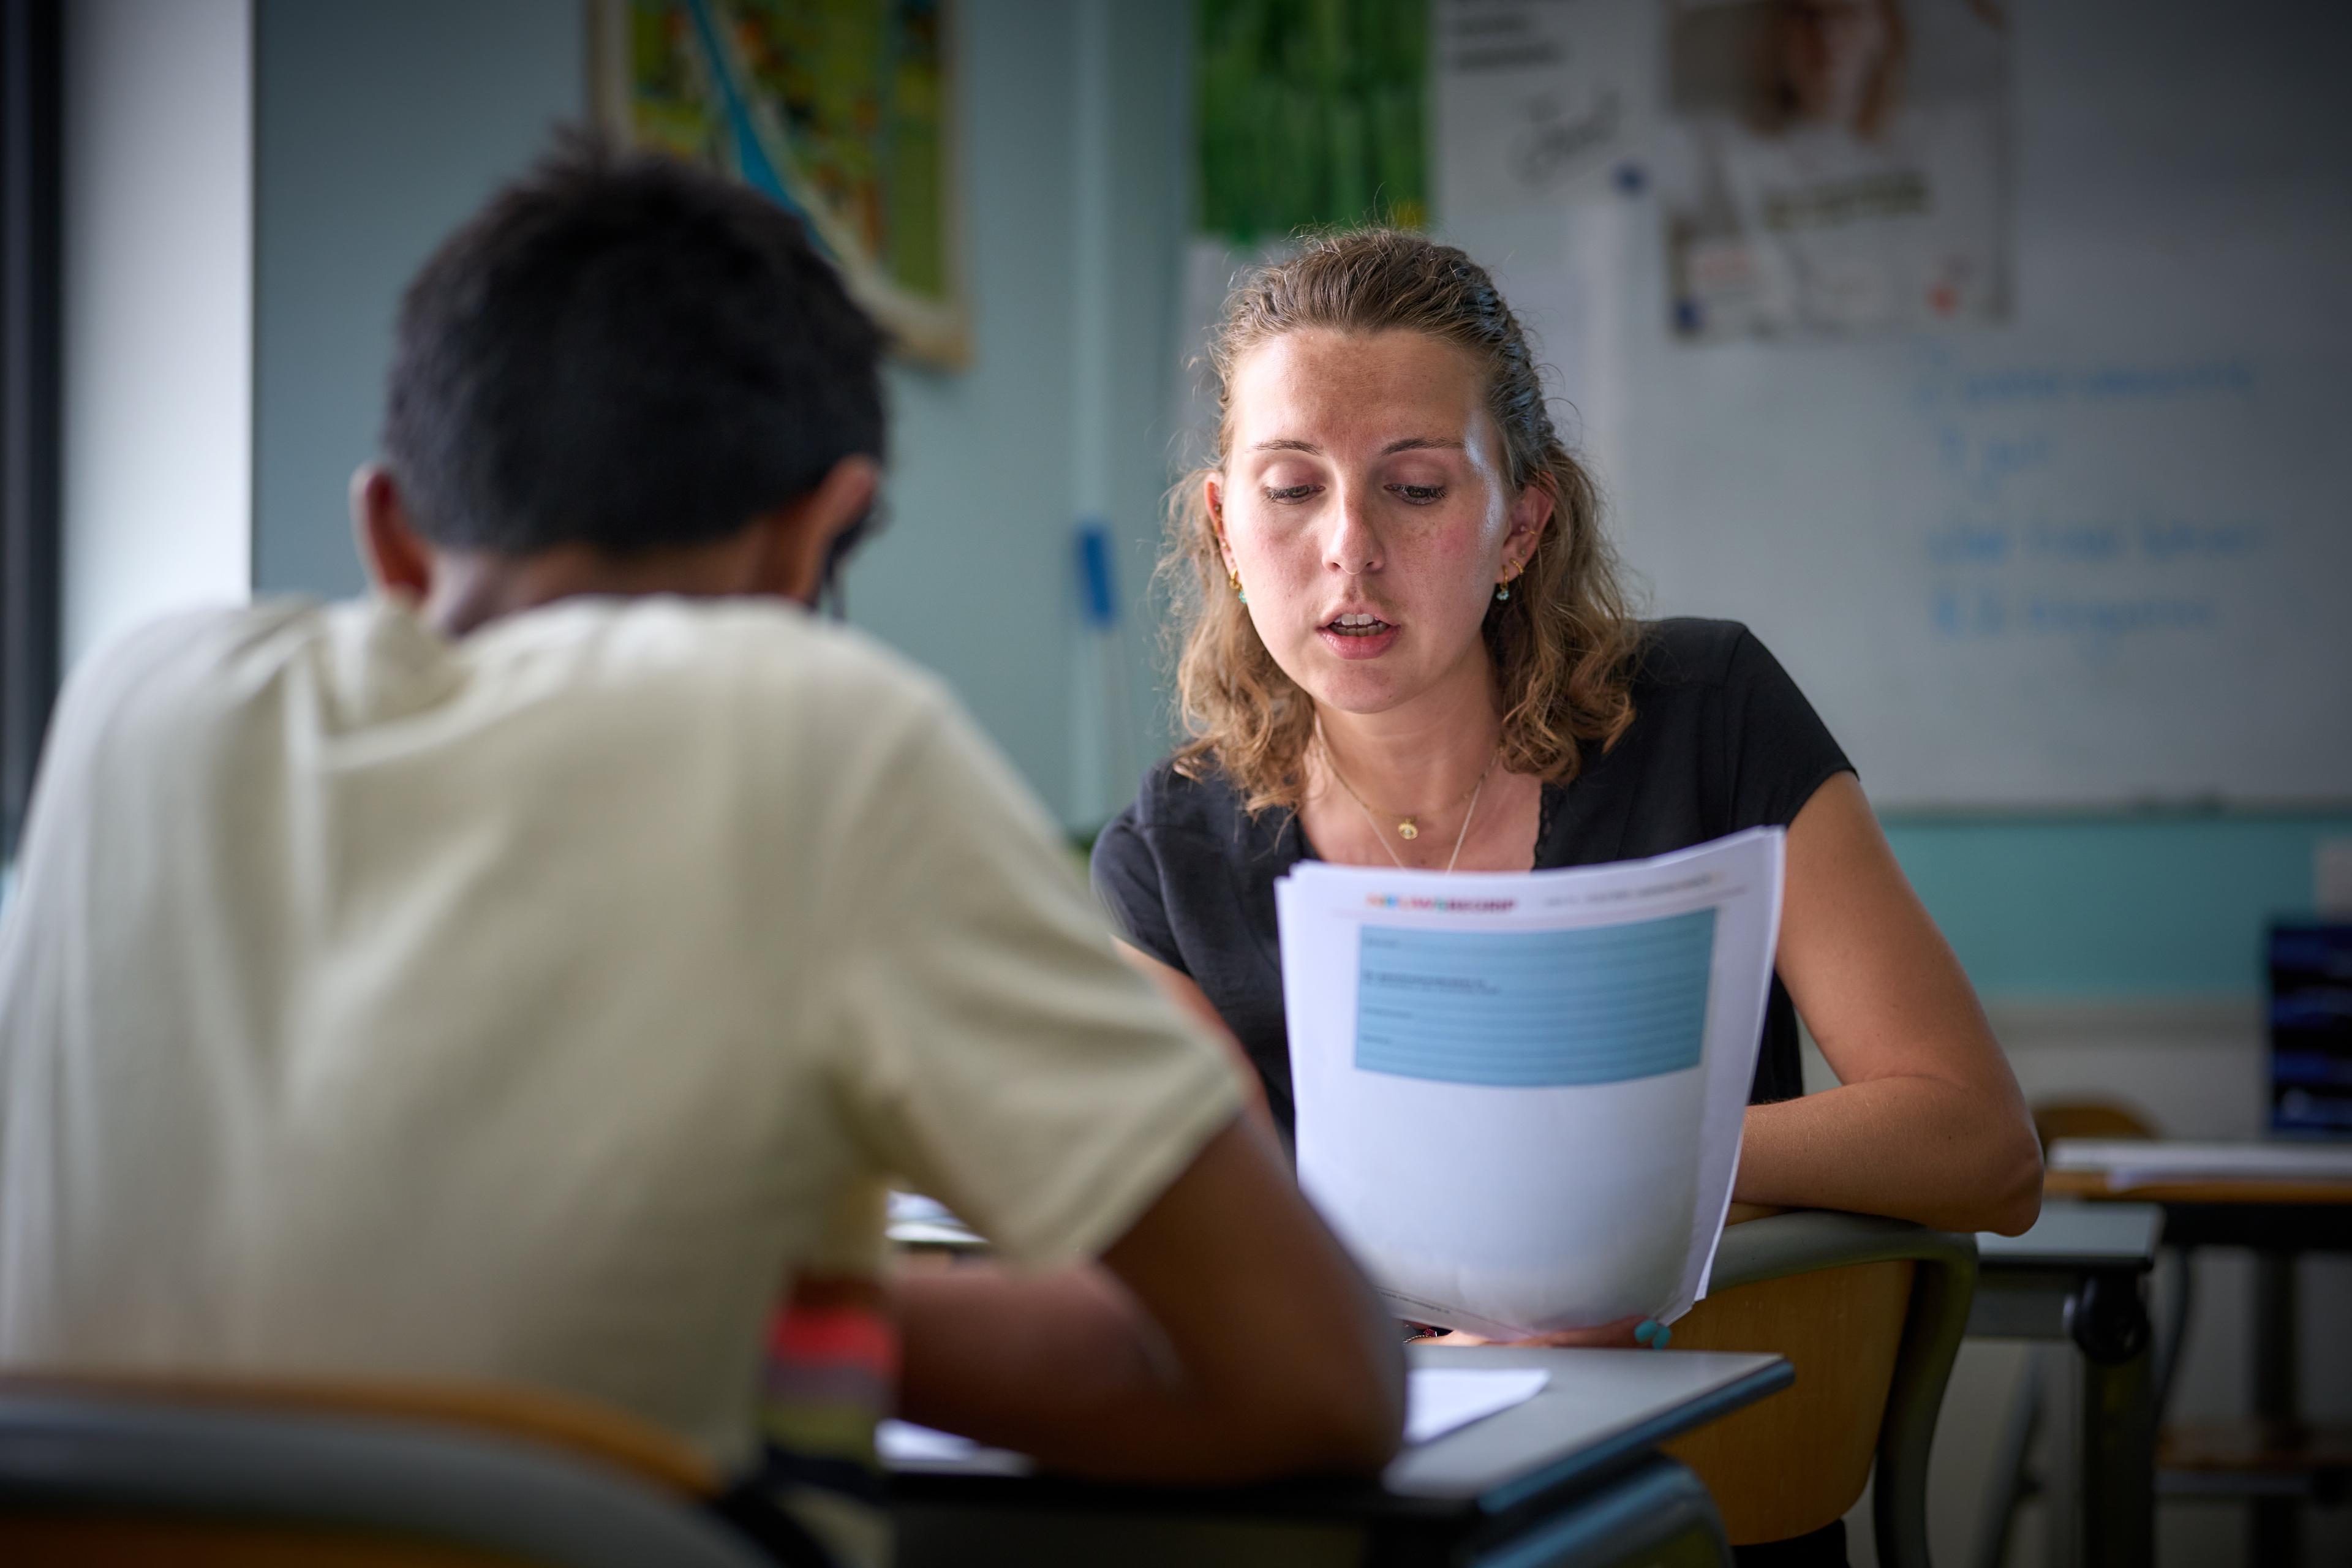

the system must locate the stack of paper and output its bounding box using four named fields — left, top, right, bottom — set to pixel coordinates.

left=2048, top=1140, right=2352, bottom=1189
left=1402, top=1366, right=1550, bottom=1443
left=1276, top=829, right=1785, bottom=1338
